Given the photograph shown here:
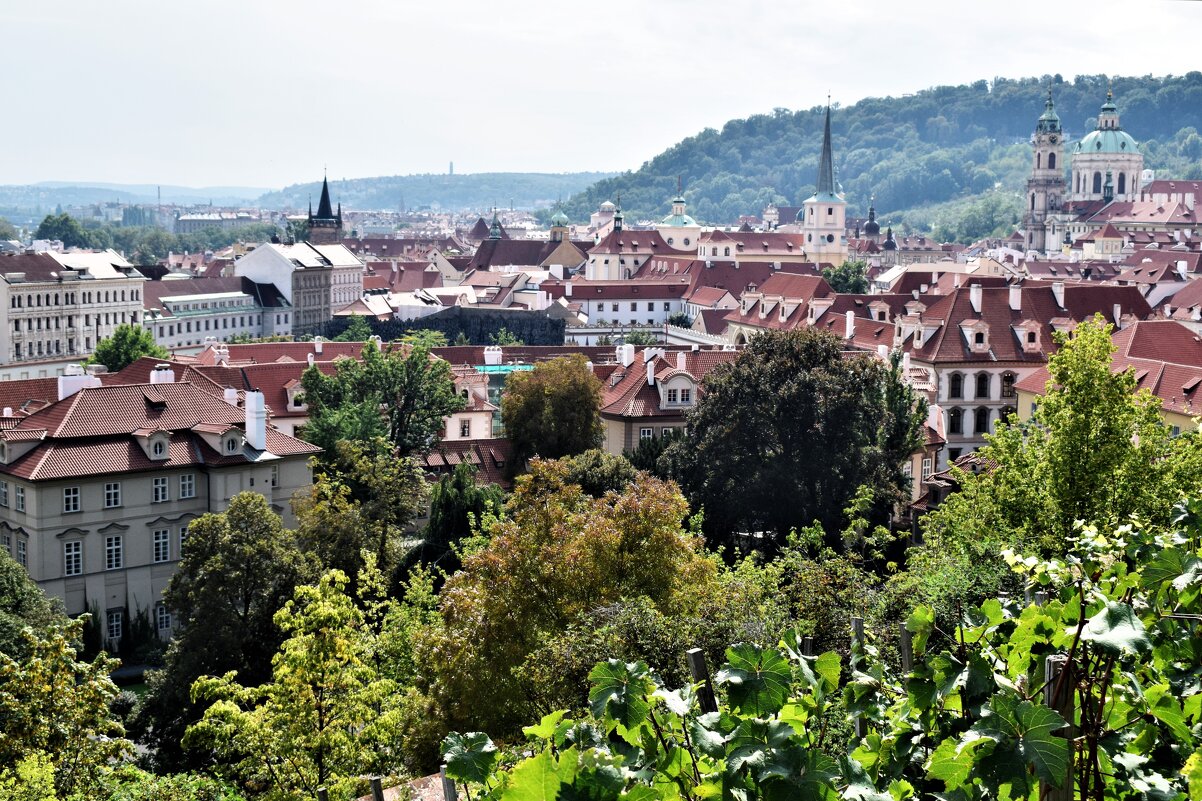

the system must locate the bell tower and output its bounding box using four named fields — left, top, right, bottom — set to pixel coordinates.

left=1023, top=90, right=1065, bottom=253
